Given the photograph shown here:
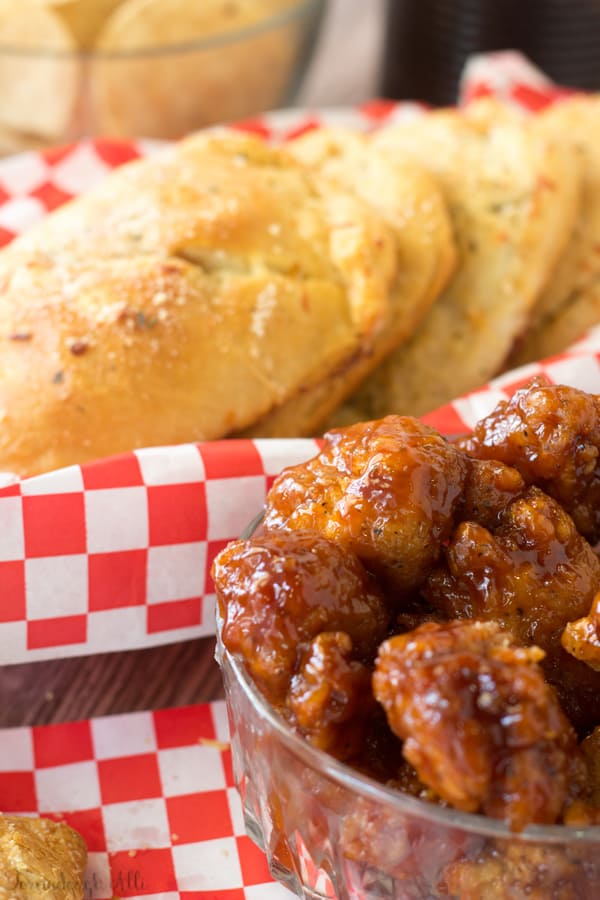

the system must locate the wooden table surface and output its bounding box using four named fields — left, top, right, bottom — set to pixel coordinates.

left=0, top=0, right=385, bottom=731
left=0, top=637, right=224, bottom=727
